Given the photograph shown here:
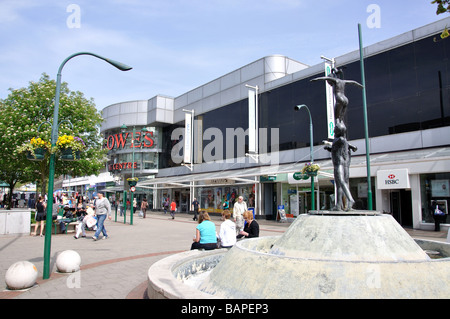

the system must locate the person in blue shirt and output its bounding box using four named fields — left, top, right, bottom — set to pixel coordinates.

left=191, top=211, right=217, bottom=250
